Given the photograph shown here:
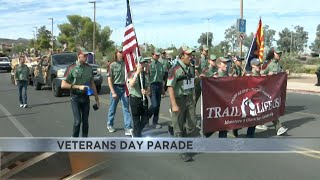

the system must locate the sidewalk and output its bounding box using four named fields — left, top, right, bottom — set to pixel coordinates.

left=287, top=73, right=320, bottom=94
